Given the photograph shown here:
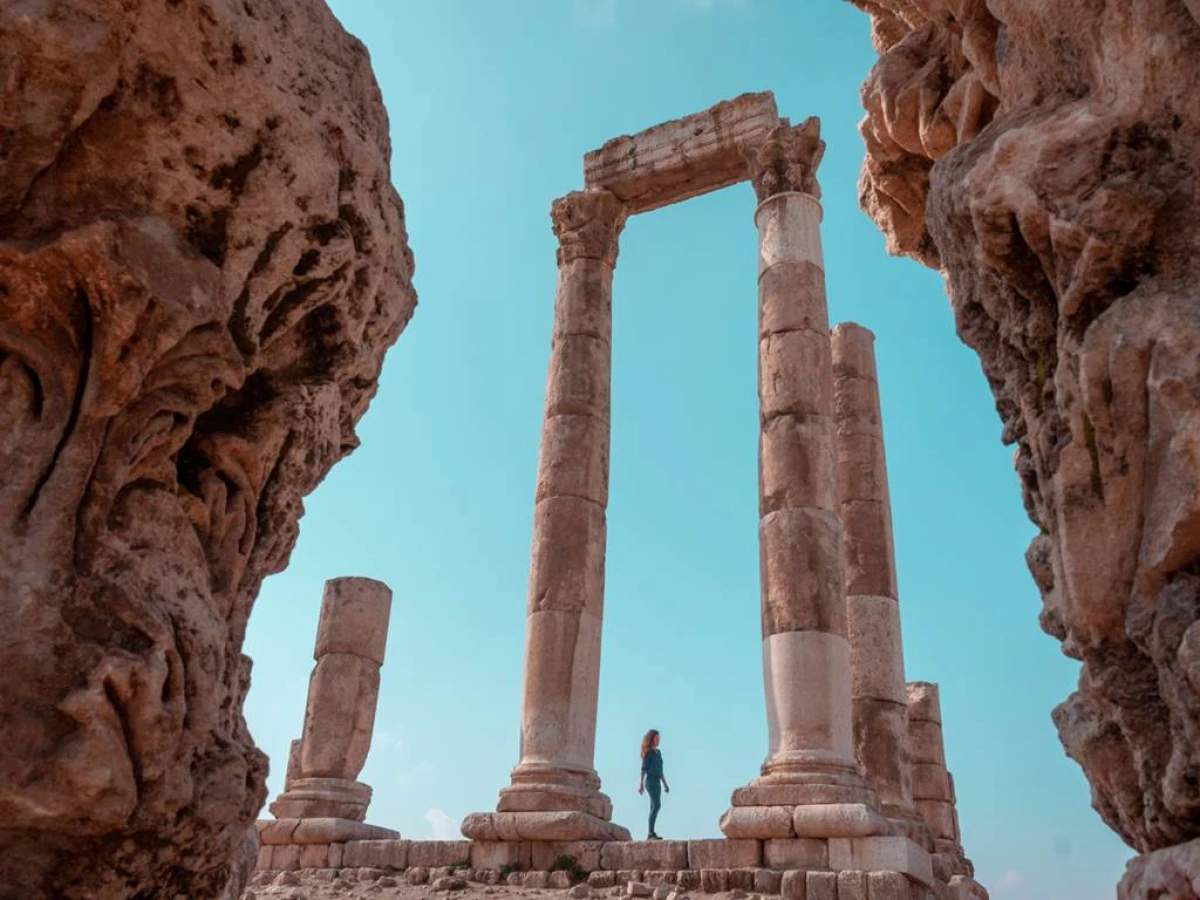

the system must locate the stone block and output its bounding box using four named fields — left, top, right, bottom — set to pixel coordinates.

left=846, top=597, right=904, bottom=702
left=256, top=844, right=275, bottom=870
left=700, top=869, right=729, bottom=893
left=755, top=868, right=784, bottom=894
left=760, top=414, right=838, bottom=515
left=583, top=92, right=780, bottom=214
left=257, top=818, right=300, bottom=845
left=675, top=871, right=700, bottom=891
left=836, top=871, right=868, bottom=900
left=760, top=330, right=834, bottom=421
left=545, top=334, right=611, bottom=420
left=316, top=577, right=392, bottom=665
left=532, top=840, right=603, bottom=872
left=274, top=844, right=301, bottom=871
left=290, top=817, right=399, bottom=844
left=794, top=804, right=890, bottom=839
left=853, top=700, right=912, bottom=809
left=589, top=871, right=617, bottom=888
left=471, top=841, right=527, bottom=871
left=911, top=765, right=952, bottom=803
left=807, top=871, right=837, bottom=900
left=627, top=883, right=653, bottom=898
left=756, top=190, right=825, bottom=273
left=759, top=510, right=847, bottom=637
left=733, top=784, right=876, bottom=808
left=834, top=431, right=887, bottom=507
left=782, top=869, right=809, bottom=900
left=617, top=870, right=643, bottom=885
left=687, top=839, right=762, bottom=870
left=549, top=871, right=574, bottom=889
left=835, top=838, right=932, bottom=888
left=760, top=261, right=830, bottom=337
left=905, top=684, right=941, bottom=724
left=524, top=870, right=550, bottom=889
left=600, top=842, right=688, bottom=872
left=722, top=805, right=798, bottom=841
left=841, top=508, right=896, bottom=601
left=536, top=413, right=609, bottom=506
left=298, top=844, right=329, bottom=868
left=430, top=866, right=454, bottom=881
left=342, top=840, right=408, bottom=870
left=828, top=840, right=853, bottom=870
left=865, top=872, right=908, bottom=900
left=328, top=844, right=344, bottom=868
left=409, top=841, right=473, bottom=868
left=763, top=839, right=829, bottom=870
left=408, top=867, right=430, bottom=885
left=915, top=800, right=956, bottom=841
left=728, top=867, right=757, bottom=891
left=906, top=721, right=945, bottom=767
